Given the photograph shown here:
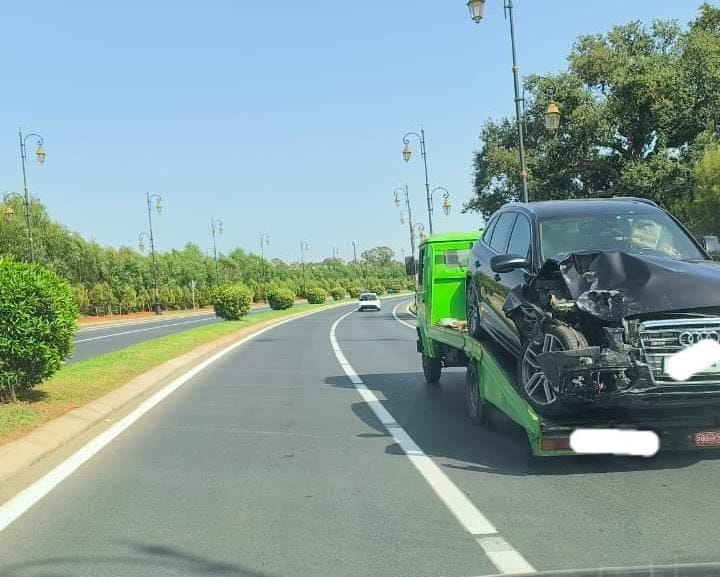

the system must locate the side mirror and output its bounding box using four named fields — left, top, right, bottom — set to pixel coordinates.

left=702, top=235, right=720, bottom=255
left=405, top=256, right=417, bottom=276
left=490, top=253, right=530, bottom=274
